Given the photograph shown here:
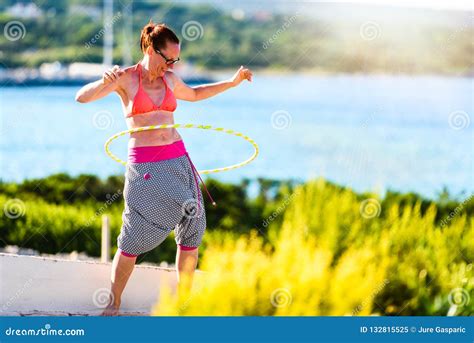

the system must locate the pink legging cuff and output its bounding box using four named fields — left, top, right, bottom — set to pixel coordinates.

left=178, top=244, right=198, bottom=251
left=120, top=249, right=138, bottom=257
